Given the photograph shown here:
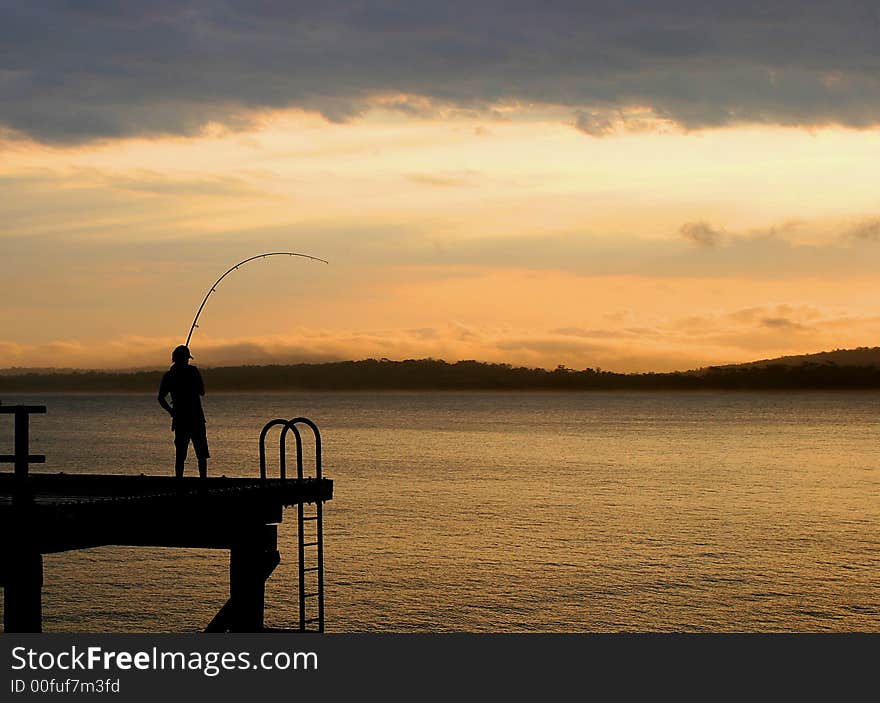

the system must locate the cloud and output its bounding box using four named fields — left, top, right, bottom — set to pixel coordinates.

left=550, top=327, right=656, bottom=339
left=4, top=2, right=880, bottom=143
left=407, top=172, right=476, bottom=187
left=760, top=317, right=808, bottom=331
left=573, top=107, right=674, bottom=137
left=679, top=221, right=724, bottom=248
left=7, top=180, right=880, bottom=284
left=0, top=329, right=702, bottom=372
left=107, top=171, right=273, bottom=198
left=2, top=299, right=876, bottom=373
left=573, top=110, right=617, bottom=137
left=847, top=218, right=880, bottom=241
